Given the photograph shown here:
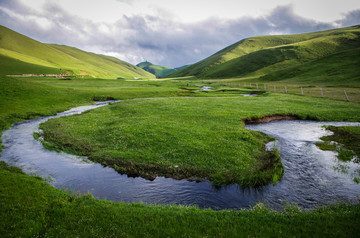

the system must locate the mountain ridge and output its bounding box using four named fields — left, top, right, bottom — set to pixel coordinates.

left=168, top=25, right=360, bottom=82
left=0, top=25, right=154, bottom=79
